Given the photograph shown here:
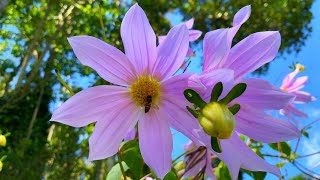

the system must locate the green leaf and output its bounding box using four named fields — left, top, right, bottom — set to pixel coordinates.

left=228, top=104, right=240, bottom=115
left=163, top=169, right=178, bottom=180
left=186, top=106, right=199, bottom=118
left=216, top=162, right=232, bottom=180
left=211, top=137, right=222, bottom=153
left=121, top=140, right=145, bottom=179
left=184, top=89, right=206, bottom=109
left=219, top=83, right=247, bottom=104
left=269, top=142, right=292, bottom=156
left=106, top=162, right=129, bottom=180
left=302, top=131, right=309, bottom=138
left=210, top=82, right=223, bottom=102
